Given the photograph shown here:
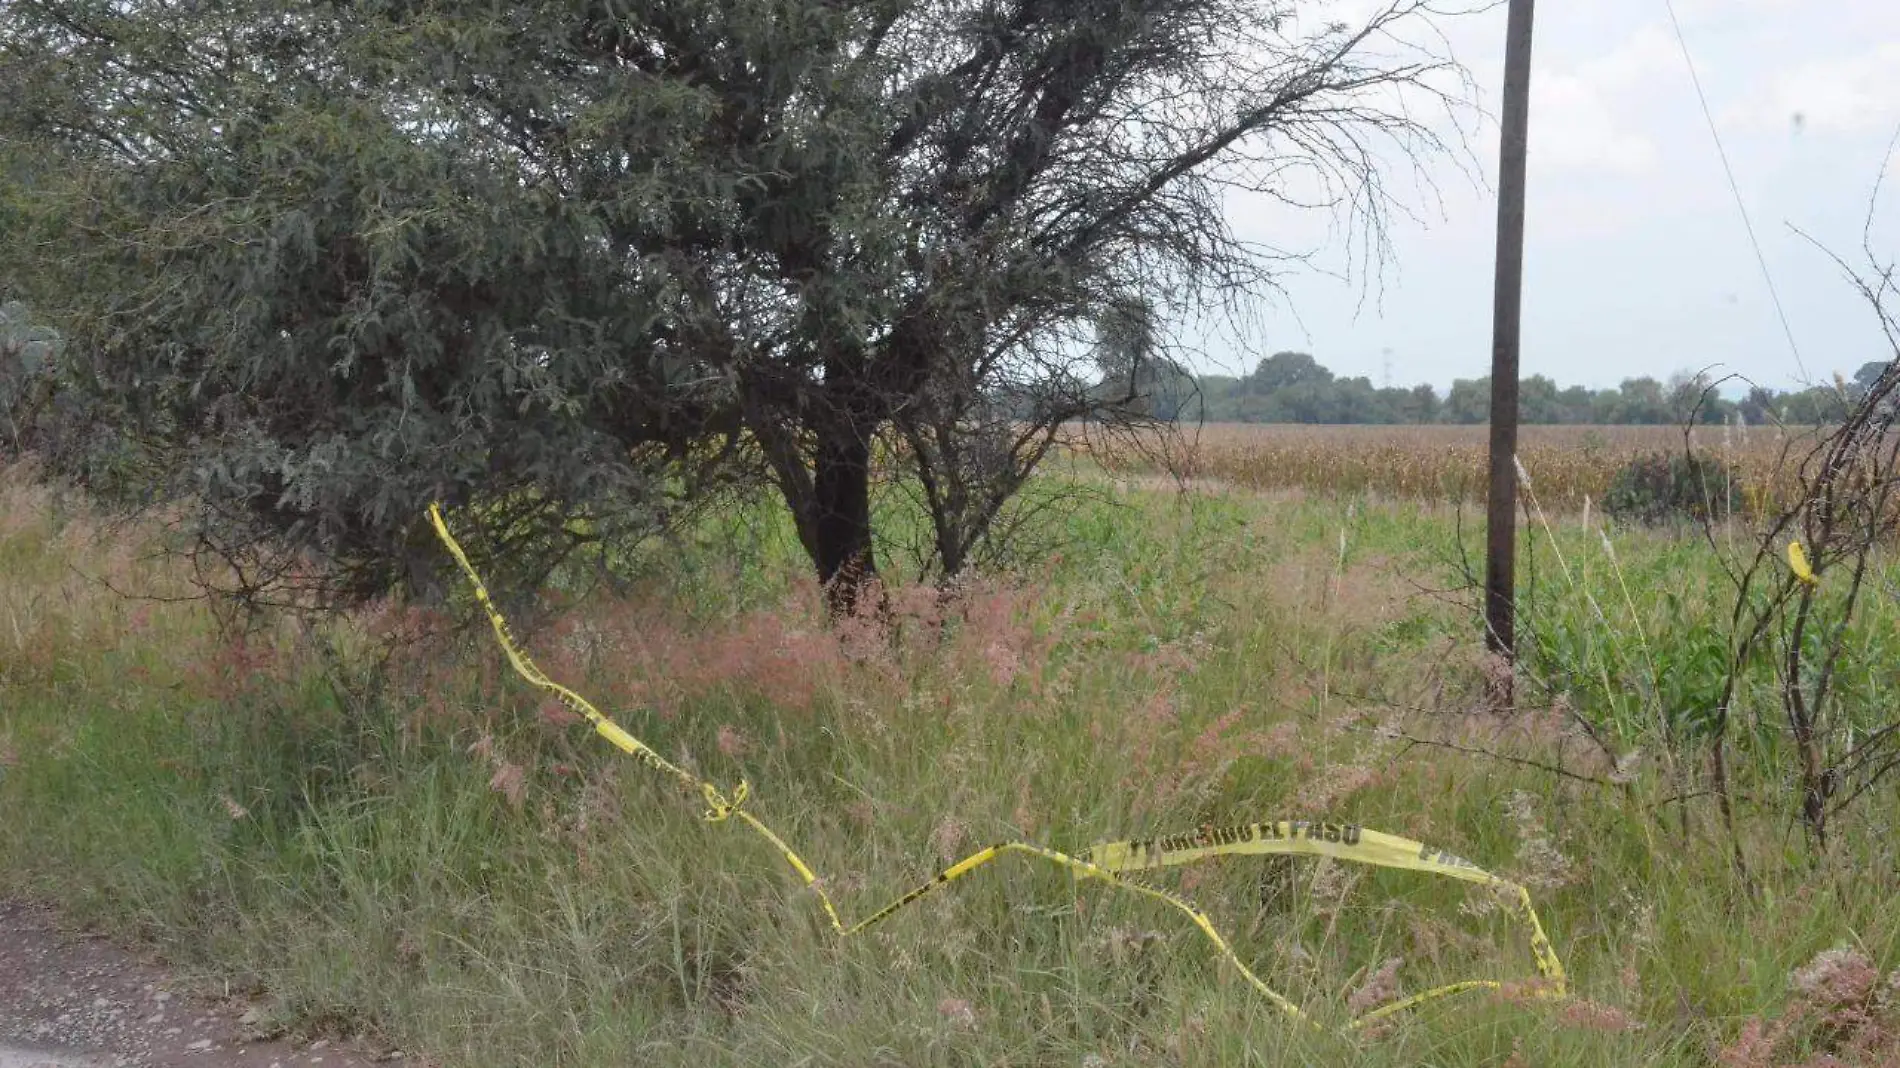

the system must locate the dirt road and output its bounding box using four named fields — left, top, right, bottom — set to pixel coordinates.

left=0, top=901, right=401, bottom=1068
